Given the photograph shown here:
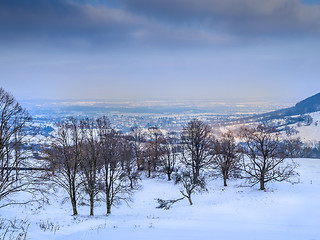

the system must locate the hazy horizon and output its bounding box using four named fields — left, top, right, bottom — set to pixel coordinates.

left=19, top=97, right=293, bottom=107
